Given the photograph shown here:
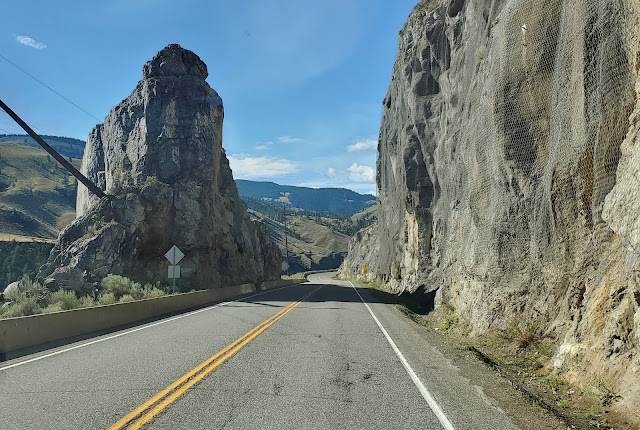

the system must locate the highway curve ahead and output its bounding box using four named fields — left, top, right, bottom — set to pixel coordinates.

left=0, top=273, right=521, bottom=429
